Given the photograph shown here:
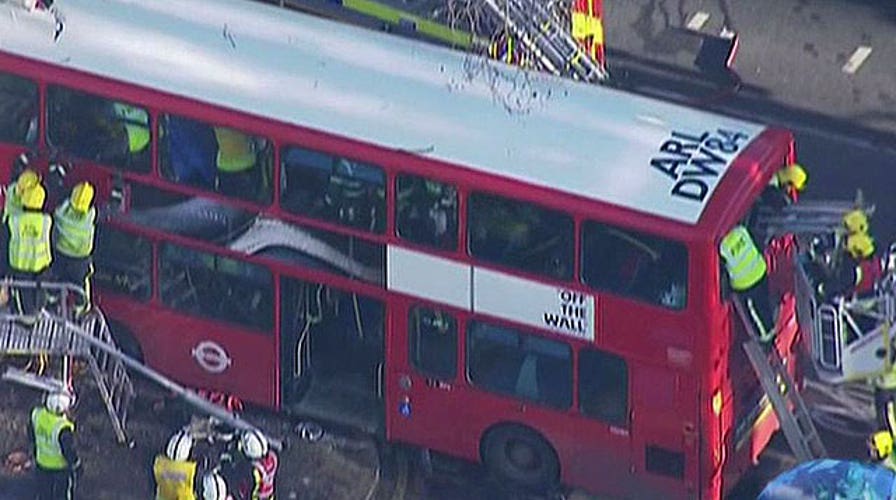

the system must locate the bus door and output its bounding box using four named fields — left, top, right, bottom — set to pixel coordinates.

left=629, top=363, right=700, bottom=499
left=280, top=276, right=386, bottom=433
left=386, top=299, right=466, bottom=454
